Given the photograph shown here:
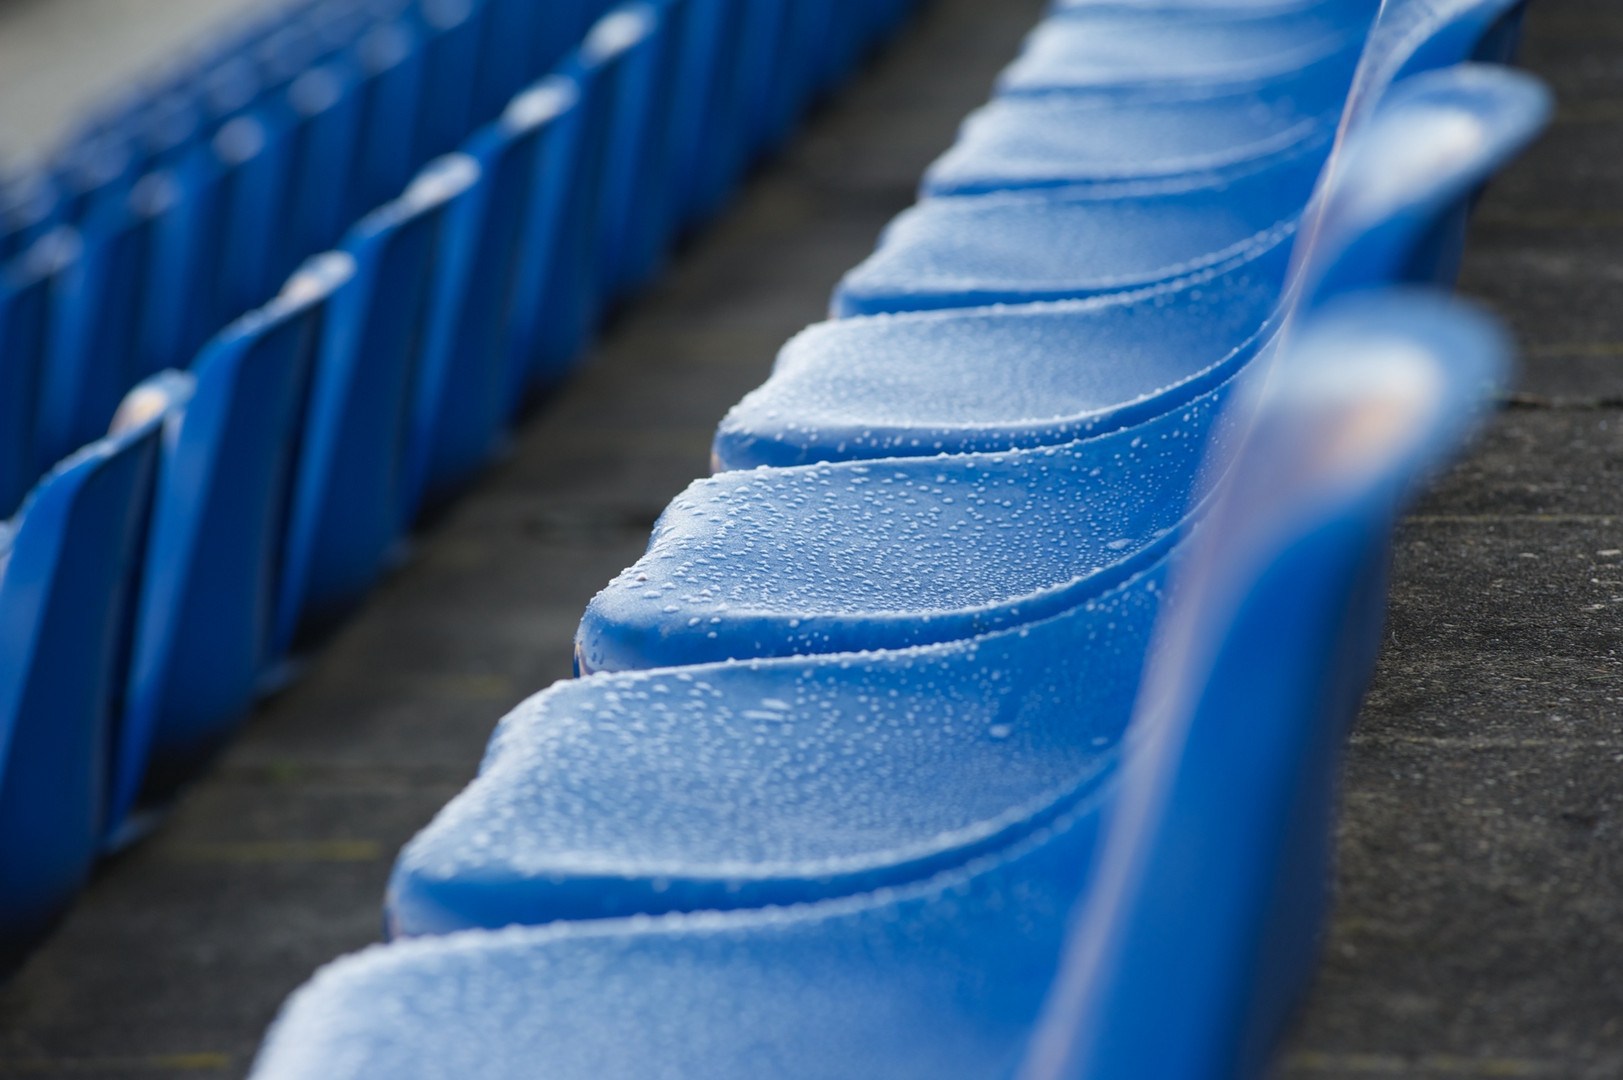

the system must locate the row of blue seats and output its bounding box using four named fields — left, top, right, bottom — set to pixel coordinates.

left=0, top=0, right=907, bottom=520
left=404, top=0, right=1543, bottom=930
left=0, top=0, right=601, bottom=517
left=242, top=0, right=1545, bottom=1076
left=0, top=0, right=918, bottom=972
